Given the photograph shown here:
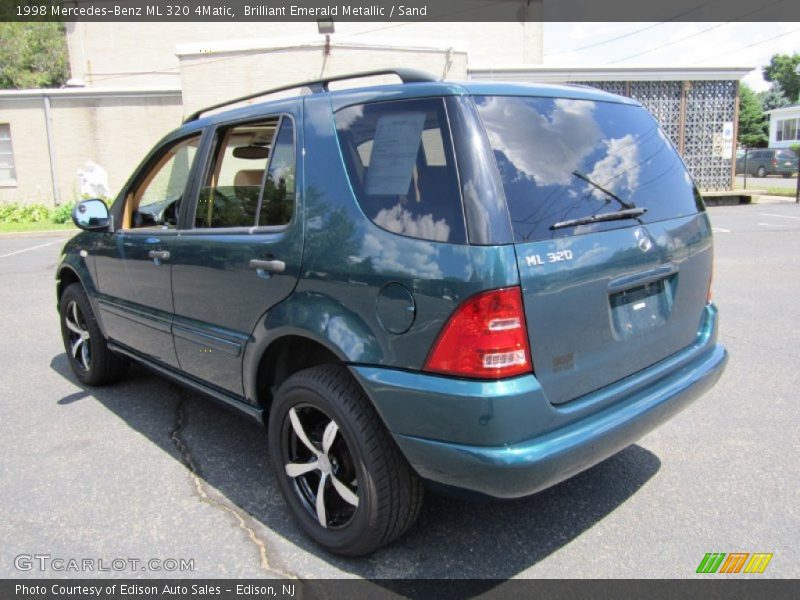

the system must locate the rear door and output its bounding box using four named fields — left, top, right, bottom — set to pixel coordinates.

left=749, top=150, right=765, bottom=174
left=169, top=110, right=302, bottom=396
left=474, top=95, right=712, bottom=404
